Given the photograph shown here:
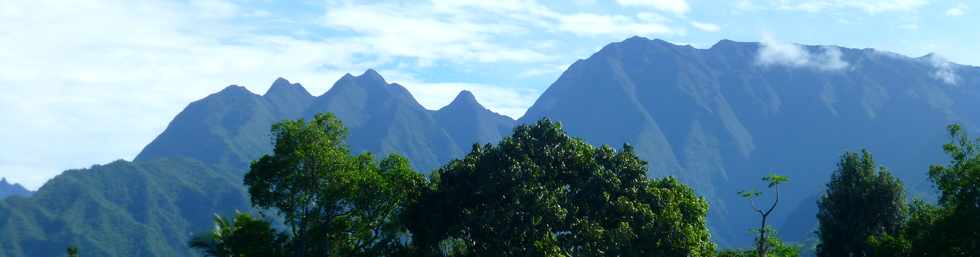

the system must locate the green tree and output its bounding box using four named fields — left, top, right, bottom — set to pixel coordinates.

left=865, top=124, right=980, bottom=257
left=718, top=235, right=800, bottom=257
left=408, top=119, right=715, bottom=257
left=67, top=246, right=79, bottom=257
left=918, top=124, right=980, bottom=256
left=738, top=174, right=788, bottom=257
left=189, top=212, right=288, bottom=257
left=242, top=113, right=425, bottom=257
left=816, top=150, right=906, bottom=257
